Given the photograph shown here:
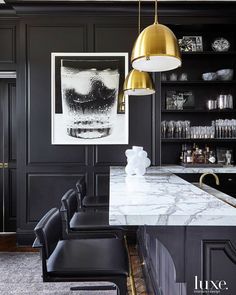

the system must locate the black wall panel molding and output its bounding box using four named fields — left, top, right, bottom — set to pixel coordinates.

left=0, top=26, right=16, bottom=63
left=26, top=24, right=88, bottom=165
left=0, top=22, right=17, bottom=71
left=26, top=173, right=83, bottom=223
left=203, top=240, right=236, bottom=280
left=94, top=172, right=109, bottom=197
